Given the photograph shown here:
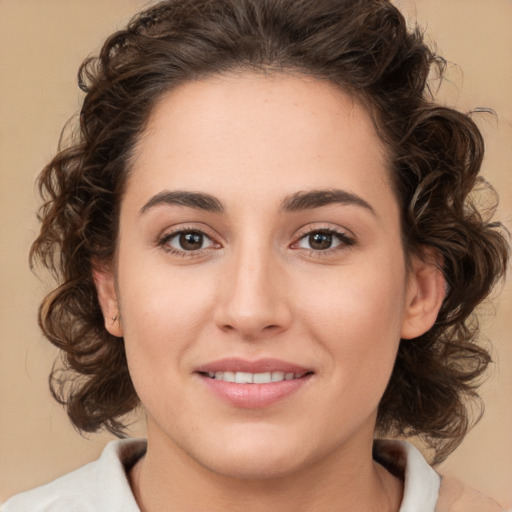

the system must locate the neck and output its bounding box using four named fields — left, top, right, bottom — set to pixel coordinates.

left=129, top=428, right=403, bottom=512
